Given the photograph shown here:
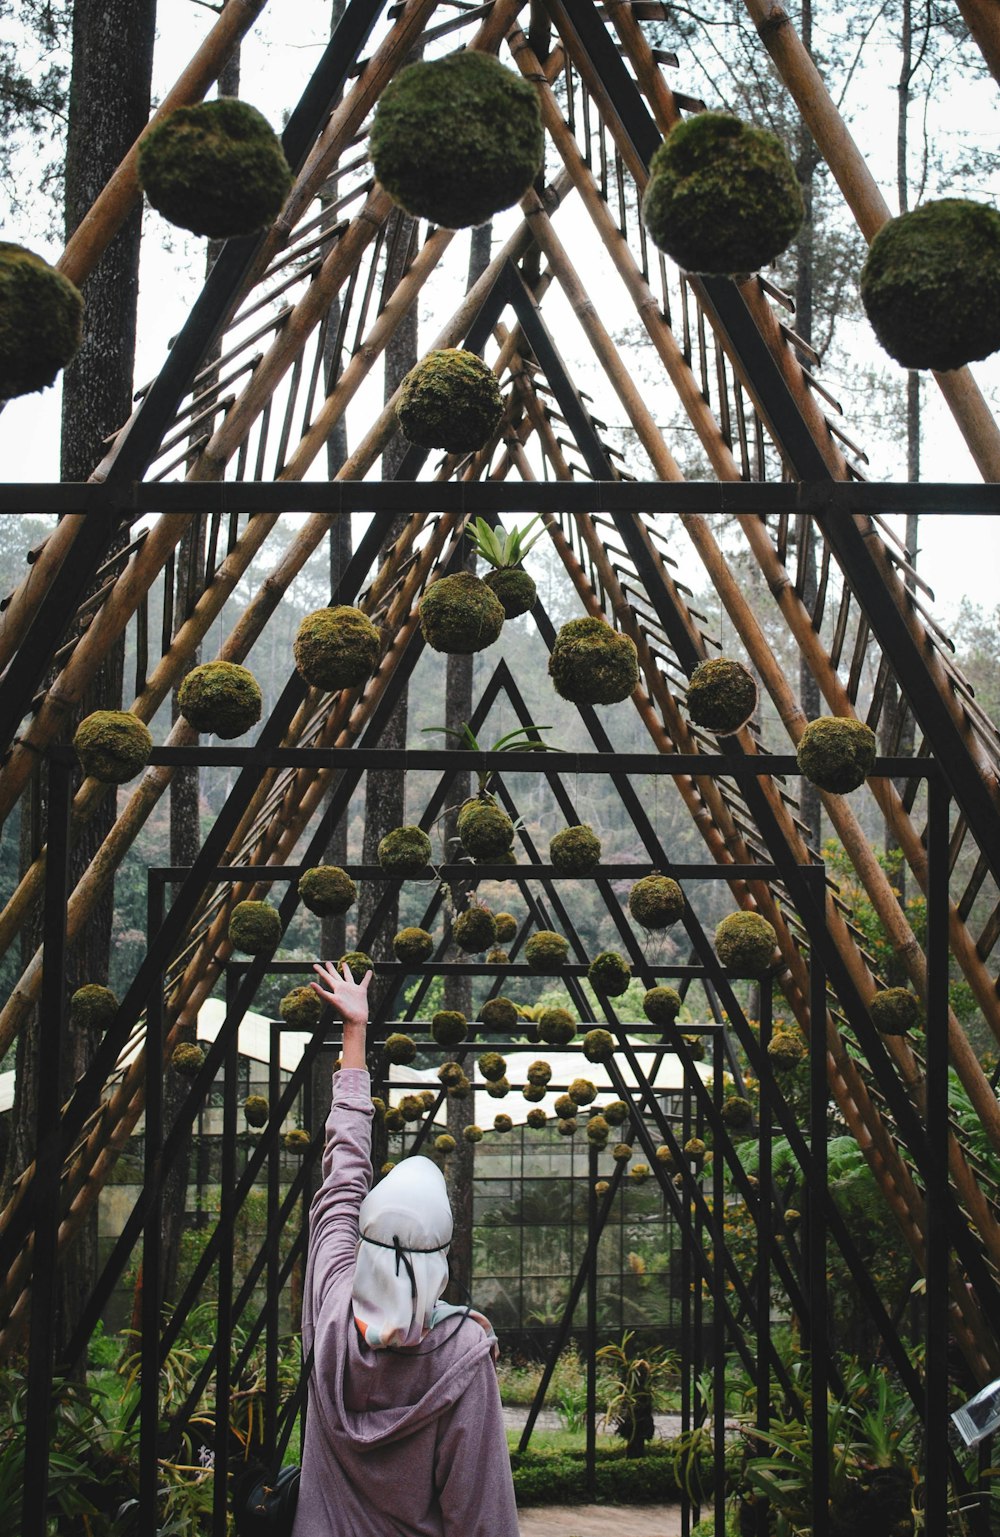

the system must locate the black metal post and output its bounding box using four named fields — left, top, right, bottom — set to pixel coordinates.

left=266, top=1020, right=281, bottom=1453
left=712, top=1027, right=726, bottom=1537
left=925, top=774, right=950, bottom=1531
left=586, top=1141, right=598, bottom=1499
left=807, top=867, right=829, bottom=1537
left=213, top=977, right=239, bottom=1535
left=755, top=983, right=773, bottom=1537
left=139, top=874, right=166, bottom=1529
